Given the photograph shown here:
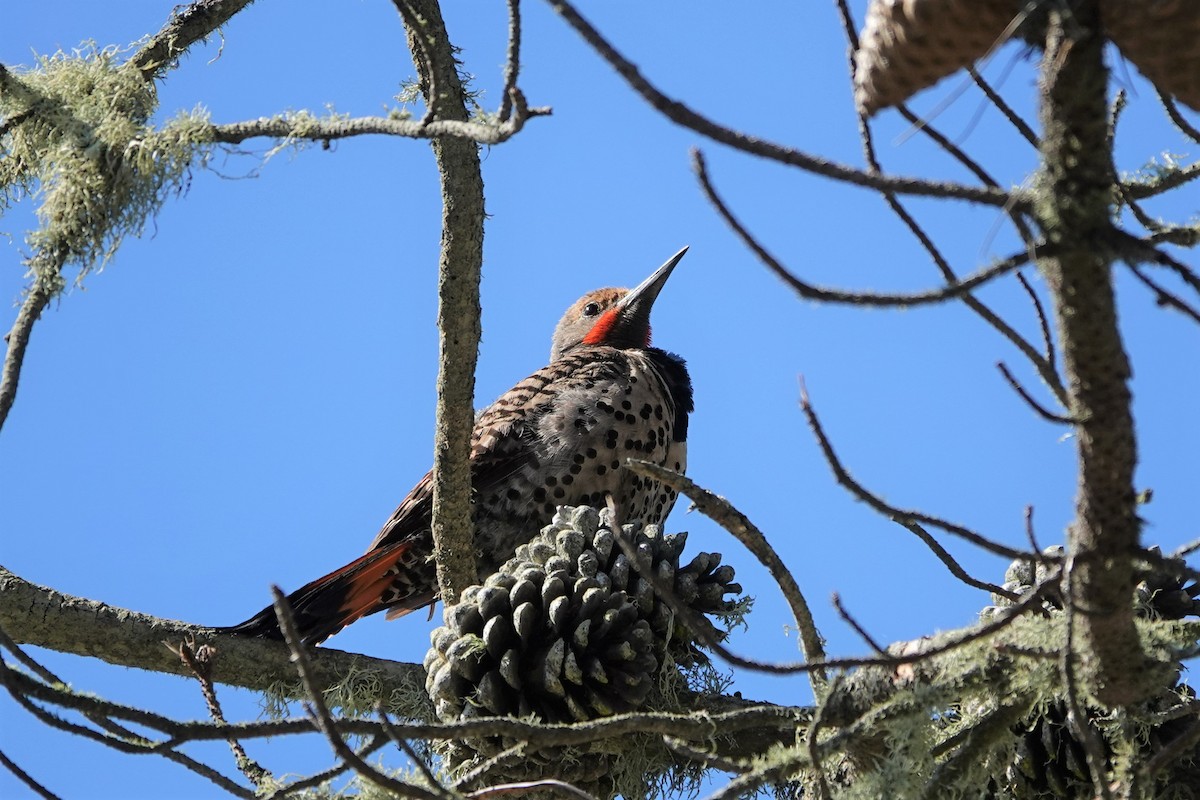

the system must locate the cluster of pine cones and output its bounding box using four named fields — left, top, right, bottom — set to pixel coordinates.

left=424, top=505, right=742, bottom=725
left=987, top=546, right=1200, bottom=797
